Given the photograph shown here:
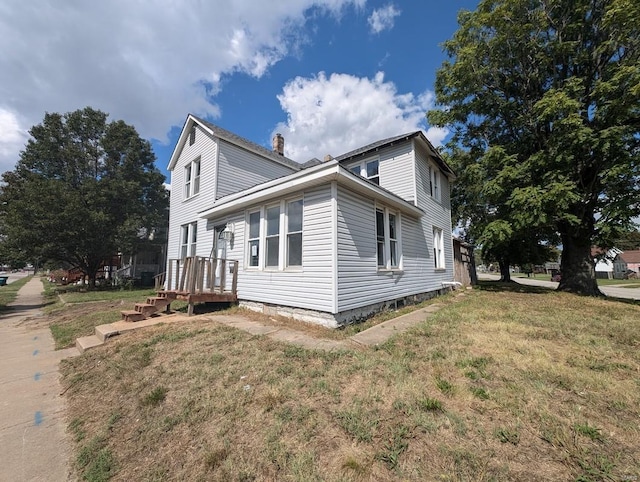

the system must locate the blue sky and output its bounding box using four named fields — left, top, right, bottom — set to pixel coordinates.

left=0, top=1, right=480, bottom=182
